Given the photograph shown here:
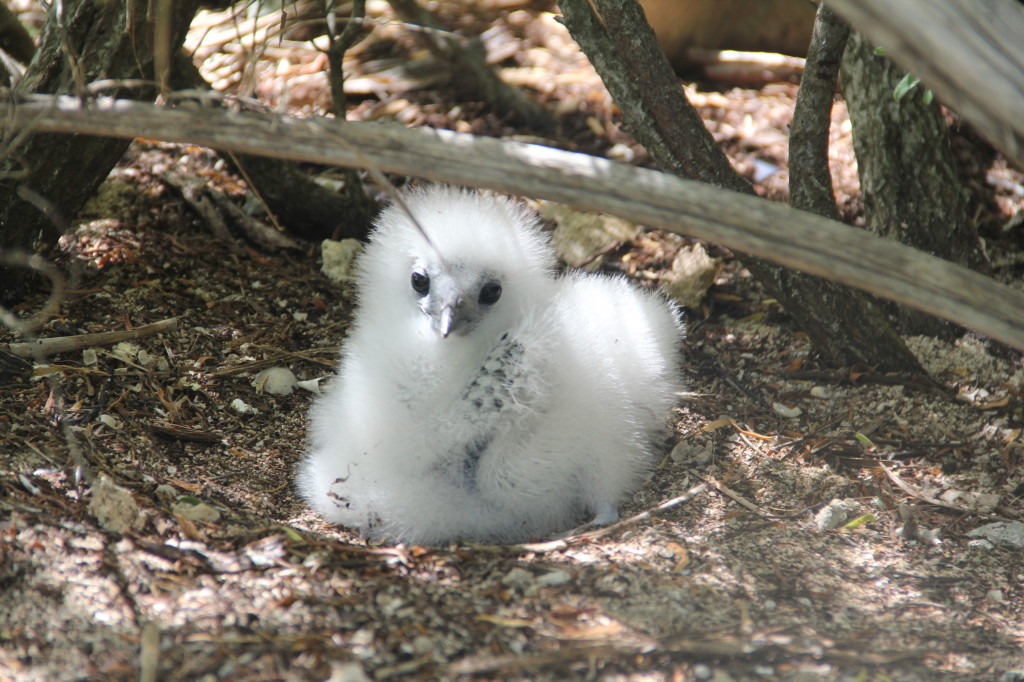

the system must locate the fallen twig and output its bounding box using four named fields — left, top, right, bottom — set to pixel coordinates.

left=149, top=421, right=223, bottom=443
left=6, top=317, right=178, bottom=358
left=879, top=463, right=998, bottom=518
left=485, top=481, right=710, bottom=554
left=700, top=474, right=781, bottom=520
